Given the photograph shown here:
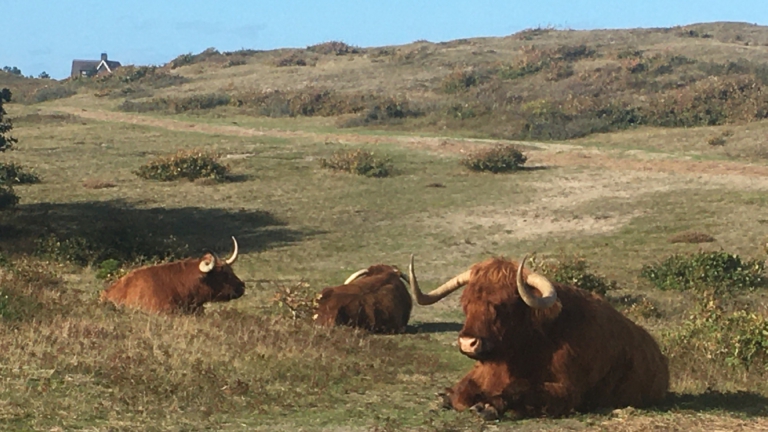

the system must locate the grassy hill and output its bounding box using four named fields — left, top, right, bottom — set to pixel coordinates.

left=1, top=22, right=768, bottom=431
